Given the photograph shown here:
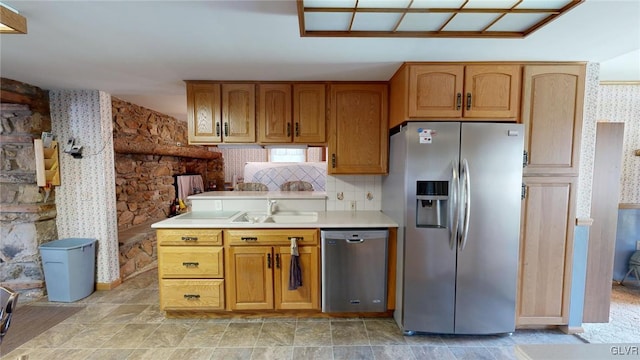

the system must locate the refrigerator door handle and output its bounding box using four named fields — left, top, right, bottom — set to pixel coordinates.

left=459, top=159, right=471, bottom=251
left=449, top=160, right=460, bottom=250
